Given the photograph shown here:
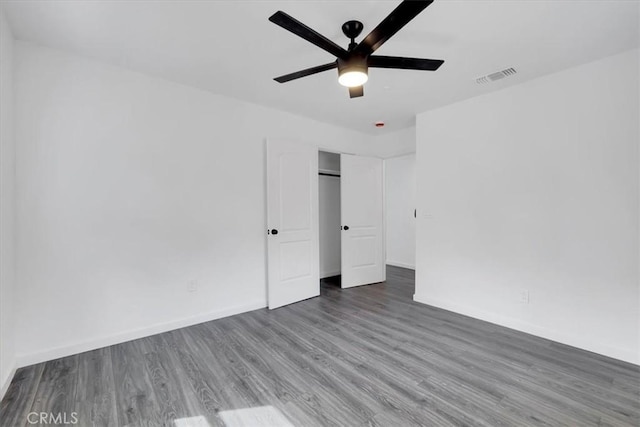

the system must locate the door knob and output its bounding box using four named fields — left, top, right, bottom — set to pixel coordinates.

left=343, top=225, right=349, bottom=231
left=271, top=229, right=279, bottom=235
